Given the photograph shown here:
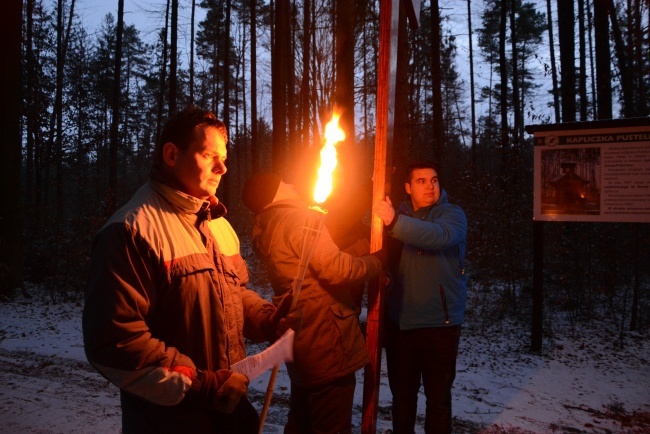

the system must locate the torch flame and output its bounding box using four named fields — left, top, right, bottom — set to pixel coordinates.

left=313, top=111, right=345, bottom=204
